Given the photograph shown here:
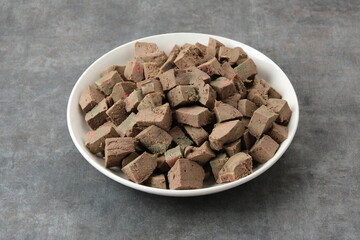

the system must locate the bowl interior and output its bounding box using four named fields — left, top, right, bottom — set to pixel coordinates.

left=67, top=33, right=299, bottom=197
